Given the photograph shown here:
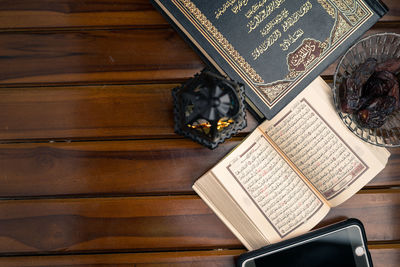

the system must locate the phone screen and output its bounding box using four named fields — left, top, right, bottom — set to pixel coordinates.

left=243, top=225, right=370, bottom=267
